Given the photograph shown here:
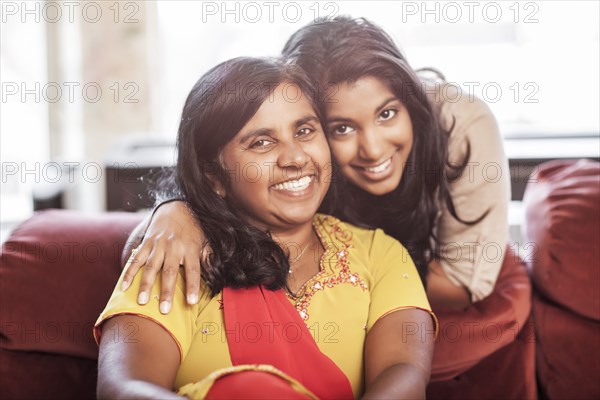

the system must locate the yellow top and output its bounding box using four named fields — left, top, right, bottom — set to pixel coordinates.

left=94, top=214, right=437, bottom=398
